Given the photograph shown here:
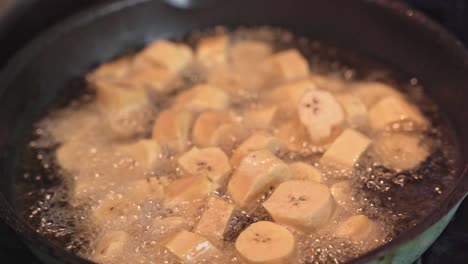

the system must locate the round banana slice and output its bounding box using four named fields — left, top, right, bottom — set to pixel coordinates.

left=262, top=180, right=334, bottom=231
left=373, top=133, right=429, bottom=171
left=177, top=147, right=232, bottom=184
left=298, top=90, right=344, bottom=143
left=235, top=221, right=295, bottom=264
left=335, top=215, right=375, bottom=241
